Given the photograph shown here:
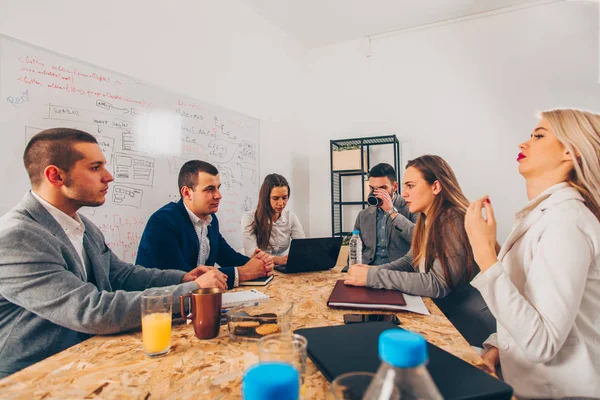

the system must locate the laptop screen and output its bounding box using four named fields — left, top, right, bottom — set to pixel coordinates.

left=284, top=237, right=343, bottom=272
